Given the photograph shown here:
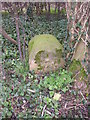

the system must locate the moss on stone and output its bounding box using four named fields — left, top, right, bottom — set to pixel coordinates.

left=35, top=50, right=44, bottom=64
left=56, top=48, right=62, bottom=56
left=80, top=68, right=87, bottom=79
left=28, top=41, right=34, bottom=55
left=28, top=34, right=63, bottom=59
left=37, top=64, right=44, bottom=70
left=57, top=59, right=61, bottom=64
left=28, top=34, right=64, bottom=72
left=69, top=59, right=87, bottom=81
left=56, top=48, right=62, bottom=64
left=69, top=59, right=81, bottom=73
